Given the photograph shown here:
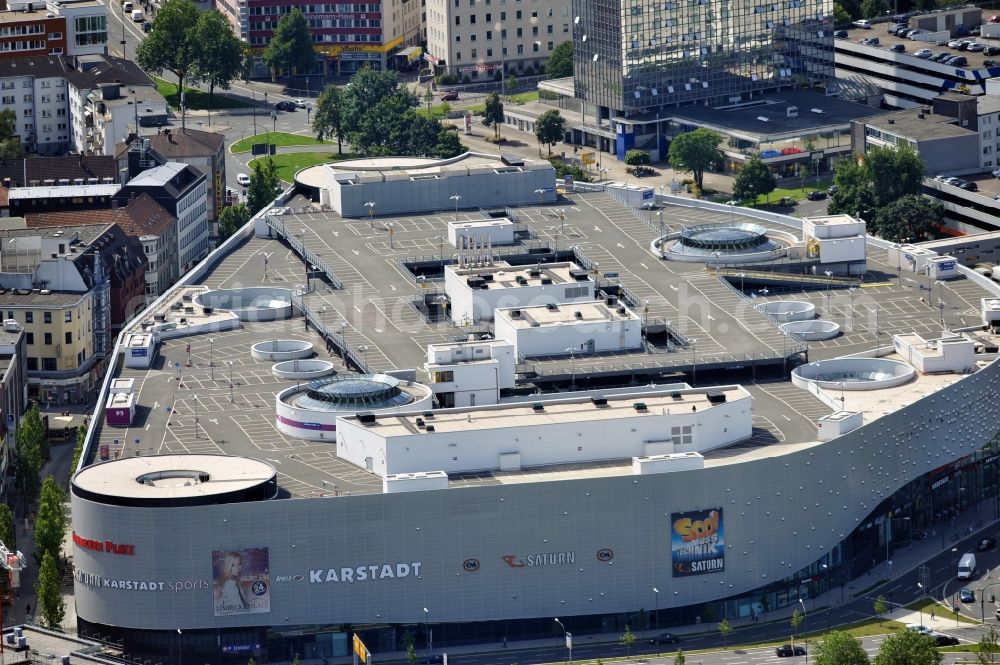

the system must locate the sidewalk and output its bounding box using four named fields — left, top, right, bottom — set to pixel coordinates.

left=4, top=436, right=79, bottom=632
